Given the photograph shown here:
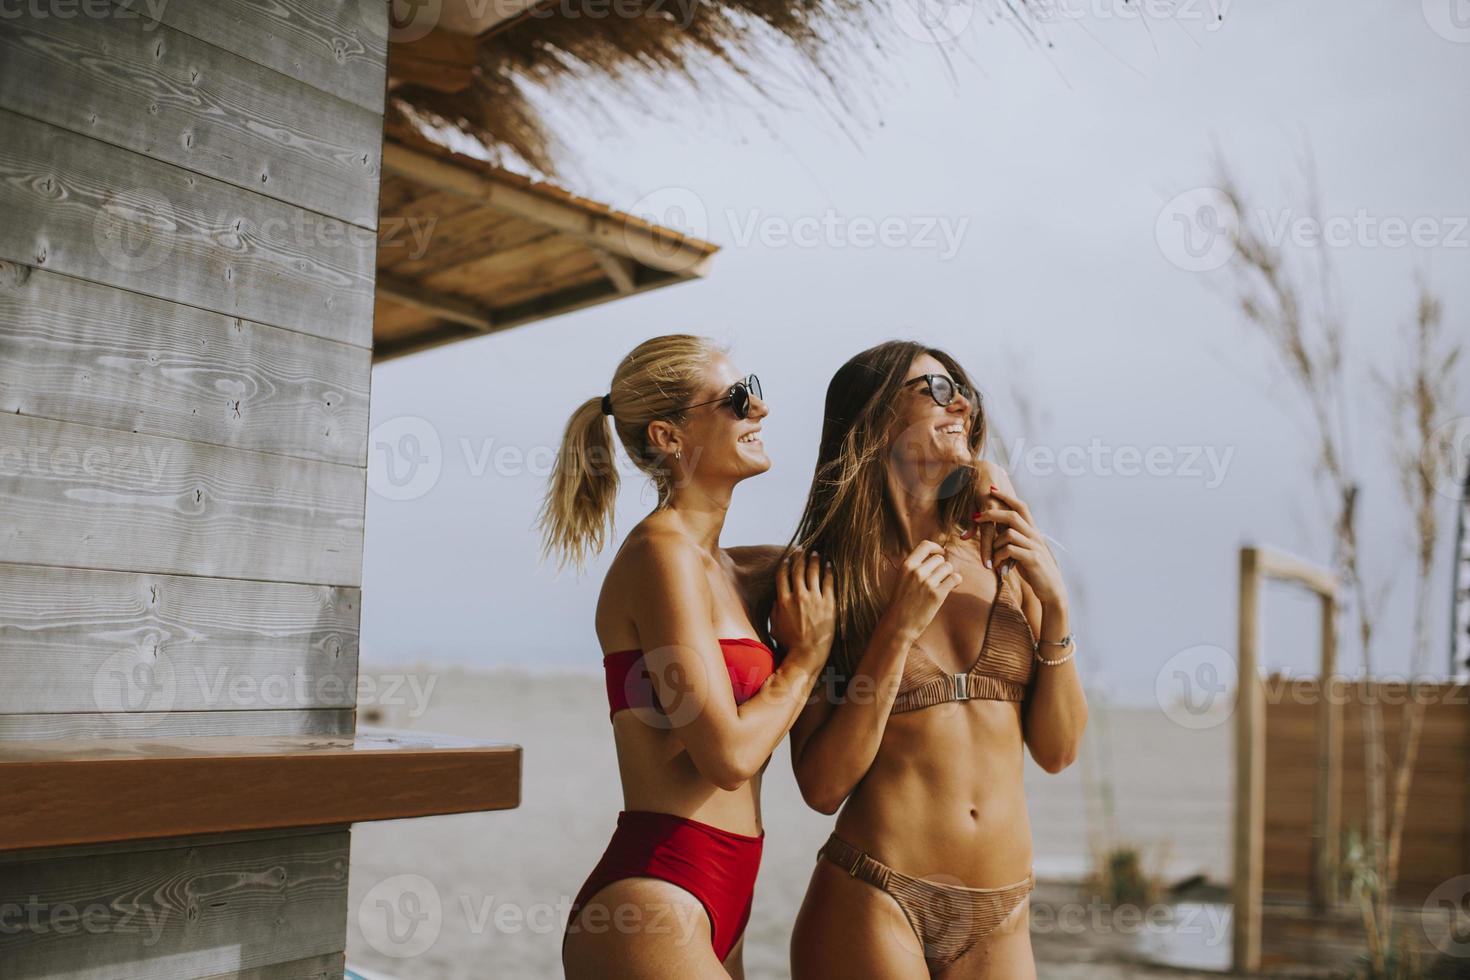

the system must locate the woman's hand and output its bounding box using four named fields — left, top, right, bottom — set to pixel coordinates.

left=881, top=540, right=963, bottom=640
left=975, top=484, right=1069, bottom=609
left=770, top=550, right=836, bottom=660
